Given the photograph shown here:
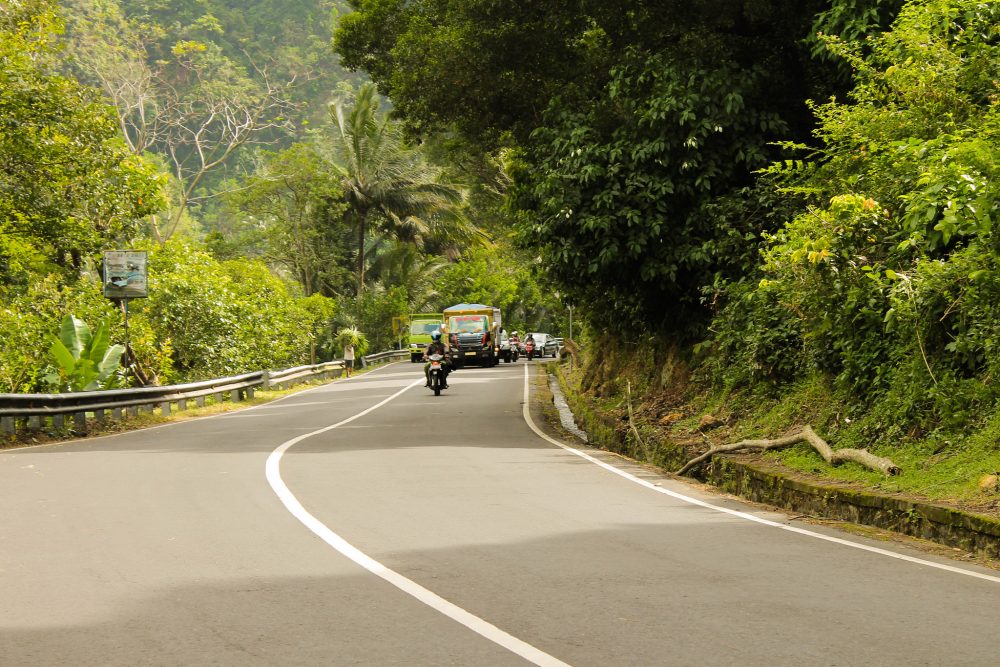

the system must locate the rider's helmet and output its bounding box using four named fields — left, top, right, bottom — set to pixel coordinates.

left=431, top=330, right=442, bottom=342
left=512, top=331, right=518, bottom=336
